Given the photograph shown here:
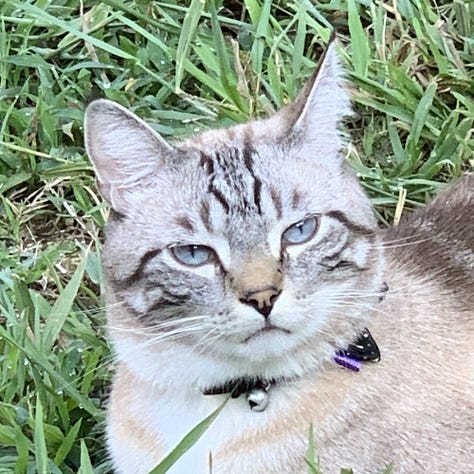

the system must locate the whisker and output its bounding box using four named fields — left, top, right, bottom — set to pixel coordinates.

left=379, top=234, right=427, bottom=245
left=108, top=315, right=210, bottom=335
left=371, top=236, right=434, bottom=250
